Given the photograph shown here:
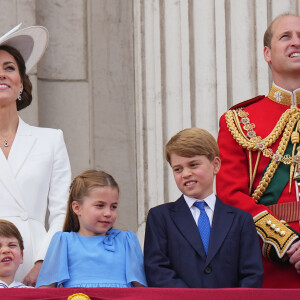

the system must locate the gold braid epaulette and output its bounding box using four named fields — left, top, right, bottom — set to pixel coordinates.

left=225, top=107, right=300, bottom=202
left=225, top=107, right=299, bottom=150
